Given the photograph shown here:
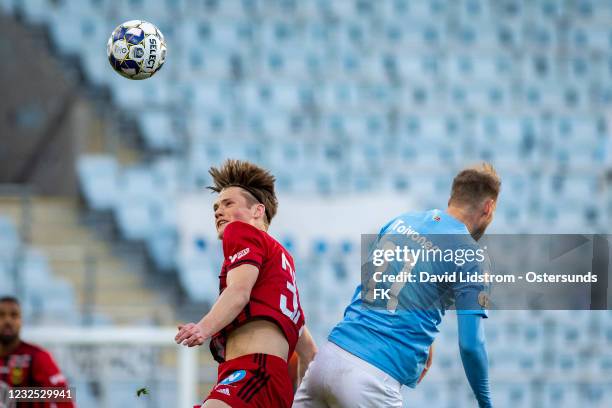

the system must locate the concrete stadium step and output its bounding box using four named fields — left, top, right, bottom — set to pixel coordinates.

left=0, top=195, right=176, bottom=325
